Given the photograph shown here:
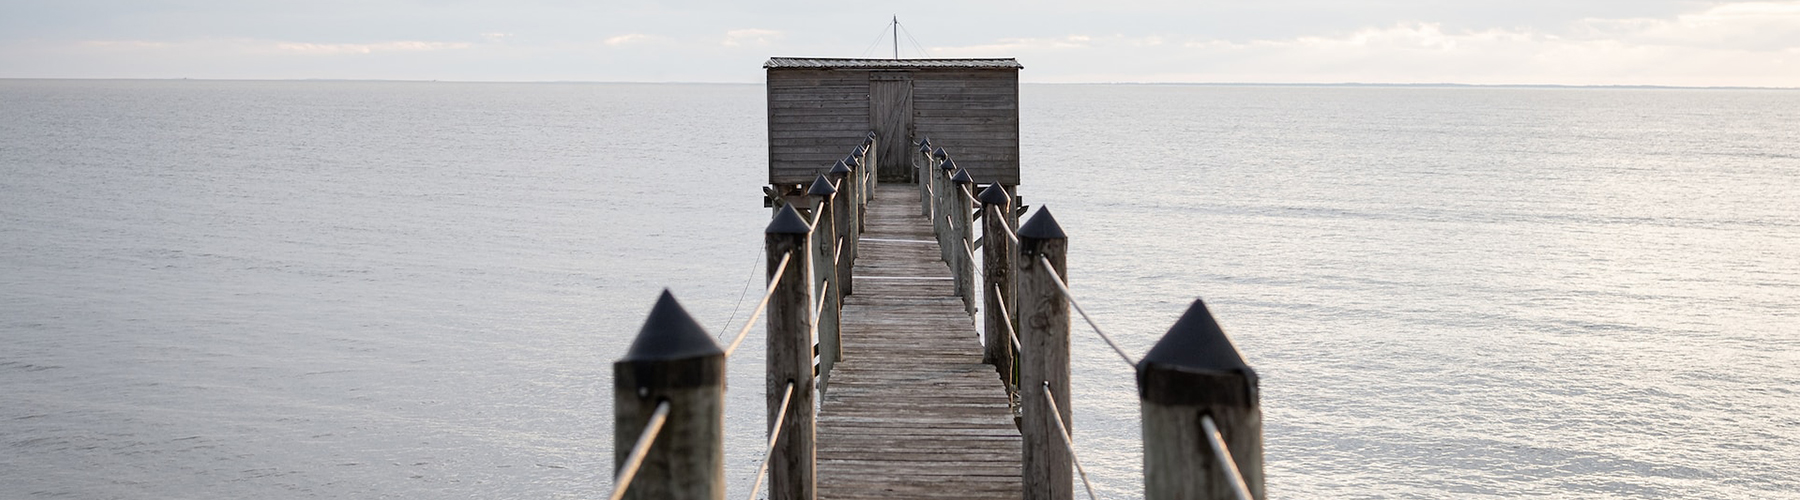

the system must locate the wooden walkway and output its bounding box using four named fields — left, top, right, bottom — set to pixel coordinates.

left=816, top=183, right=1023, bottom=500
